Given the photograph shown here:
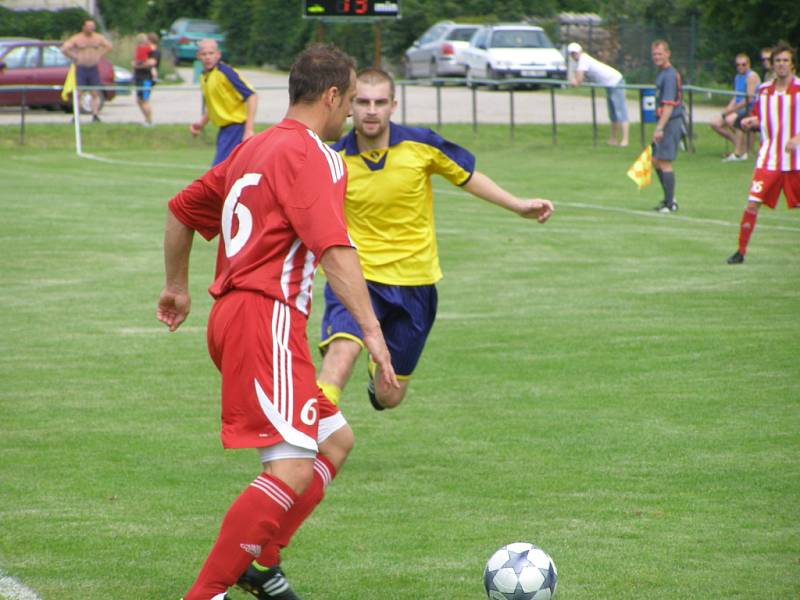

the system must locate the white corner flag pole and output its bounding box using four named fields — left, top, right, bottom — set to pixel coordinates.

left=72, top=84, right=83, bottom=156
